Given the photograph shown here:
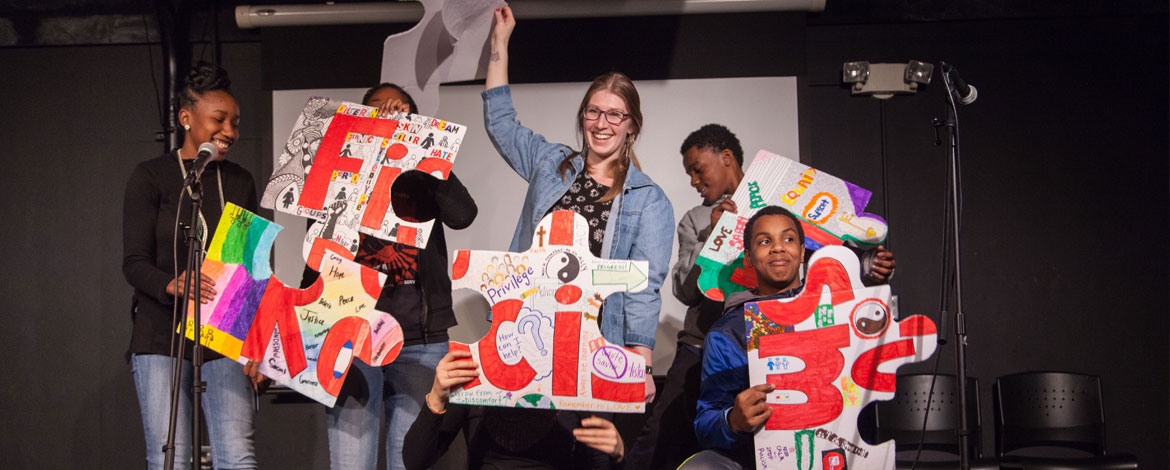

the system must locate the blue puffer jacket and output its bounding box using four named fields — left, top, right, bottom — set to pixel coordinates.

left=482, top=85, right=675, bottom=349
left=694, top=285, right=804, bottom=465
